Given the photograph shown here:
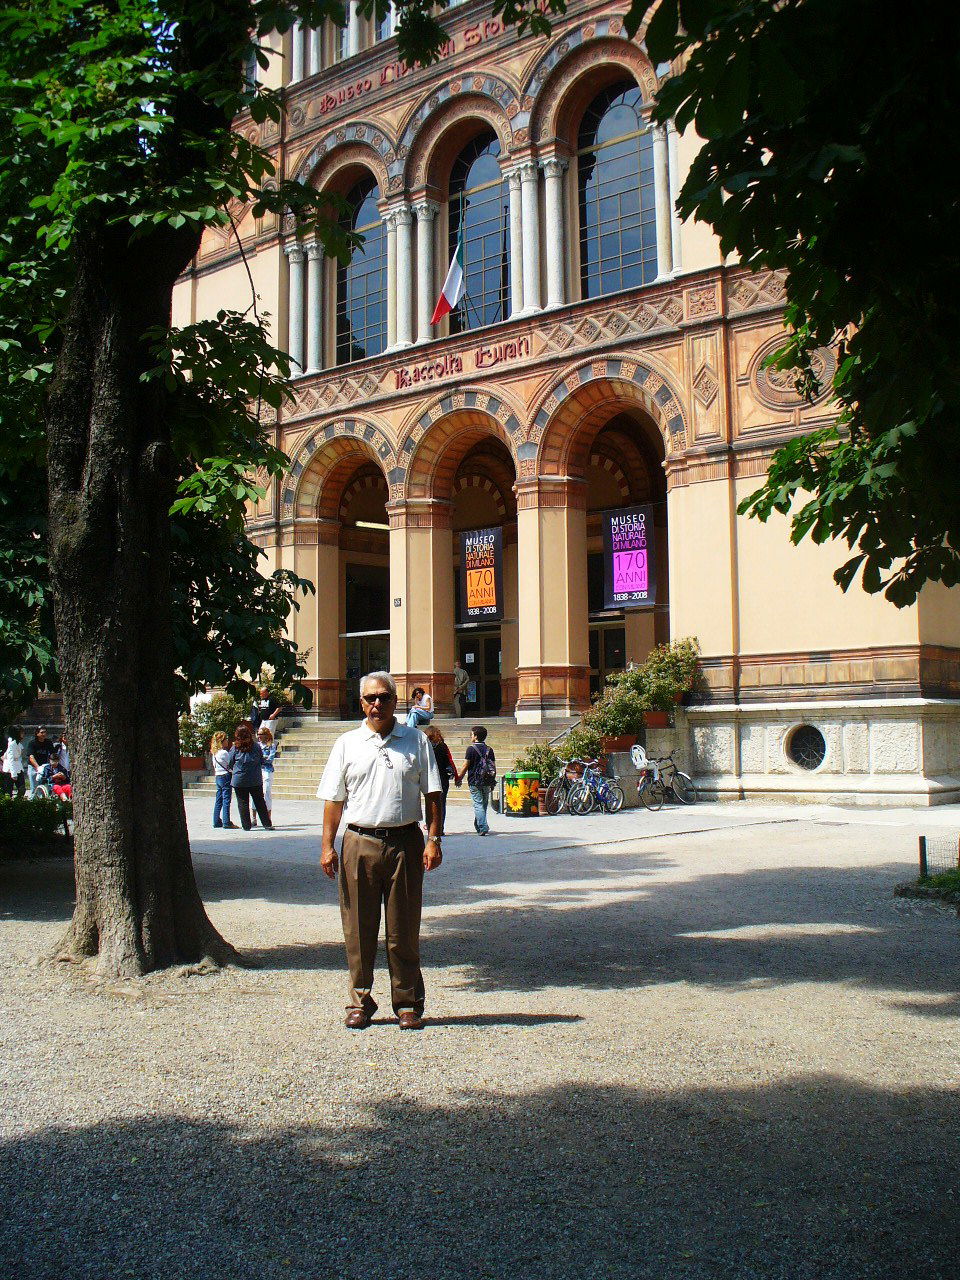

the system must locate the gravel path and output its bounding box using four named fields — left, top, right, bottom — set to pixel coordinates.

left=1, top=799, right=958, bottom=1279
